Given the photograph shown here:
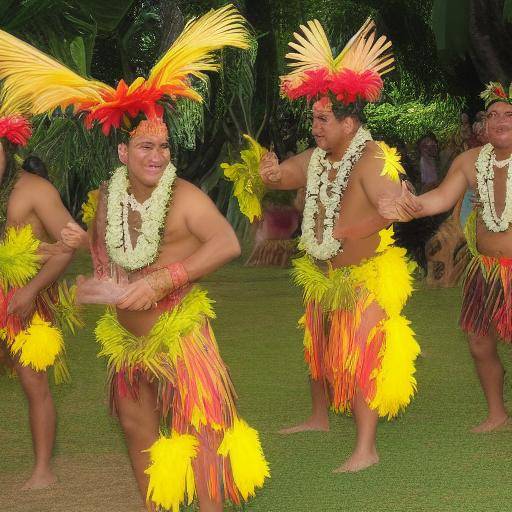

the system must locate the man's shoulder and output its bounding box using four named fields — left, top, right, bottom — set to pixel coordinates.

left=17, top=171, right=59, bottom=196
left=452, top=146, right=481, bottom=174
